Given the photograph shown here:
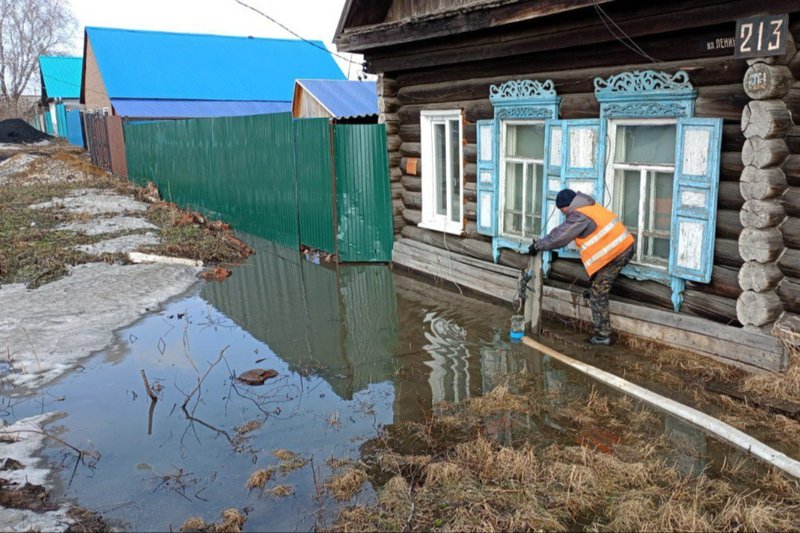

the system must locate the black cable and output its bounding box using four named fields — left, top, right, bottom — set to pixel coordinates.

left=592, top=0, right=660, bottom=64
left=230, top=0, right=363, bottom=67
